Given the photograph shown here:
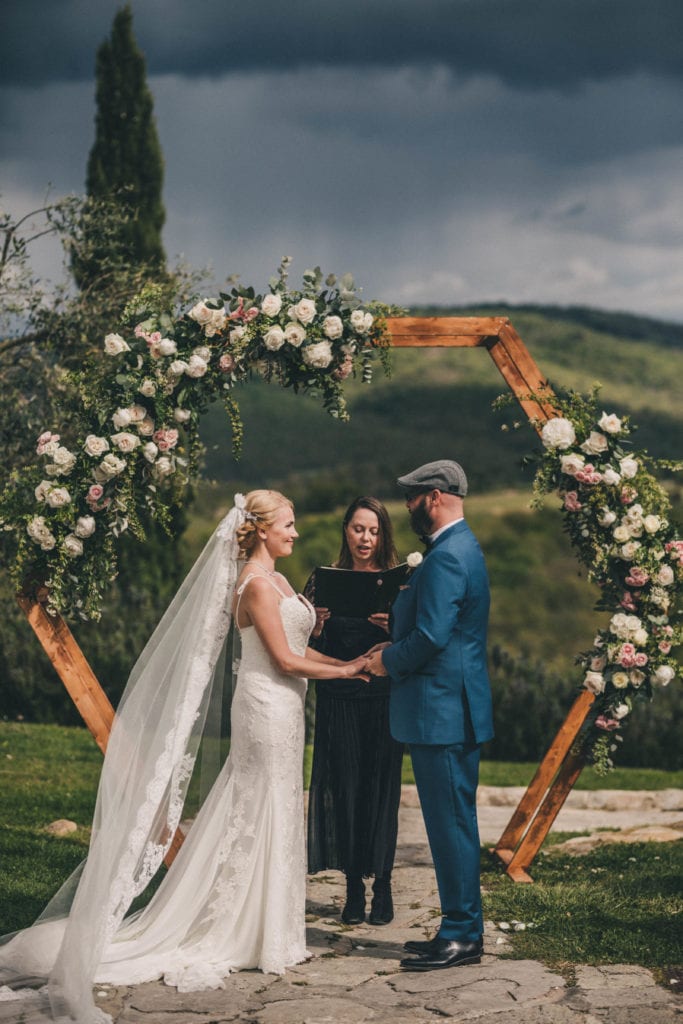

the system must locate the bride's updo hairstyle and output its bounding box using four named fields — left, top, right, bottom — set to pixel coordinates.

left=237, top=489, right=294, bottom=557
